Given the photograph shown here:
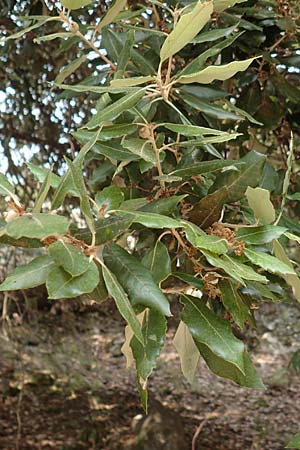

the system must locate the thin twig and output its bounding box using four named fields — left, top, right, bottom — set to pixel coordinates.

left=191, top=419, right=208, bottom=450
